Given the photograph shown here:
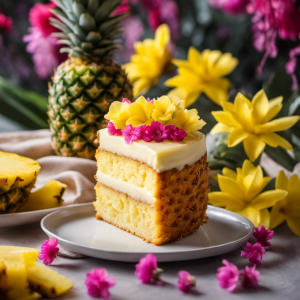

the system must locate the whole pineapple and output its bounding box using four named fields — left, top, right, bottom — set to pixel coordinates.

left=48, top=0, right=133, bottom=159
left=0, top=152, right=41, bottom=214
